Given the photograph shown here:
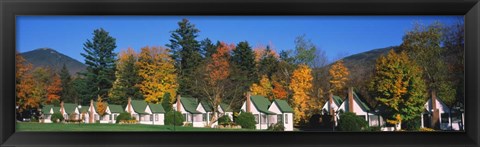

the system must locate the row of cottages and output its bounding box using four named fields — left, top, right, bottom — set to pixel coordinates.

left=125, top=98, right=166, bottom=125
left=421, top=91, right=465, bottom=131
left=42, top=102, right=81, bottom=123
left=240, top=92, right=294, bottom=131
left=320, top=88, right=387, bottom=130
left=172, top=95, right=234, bottom=128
